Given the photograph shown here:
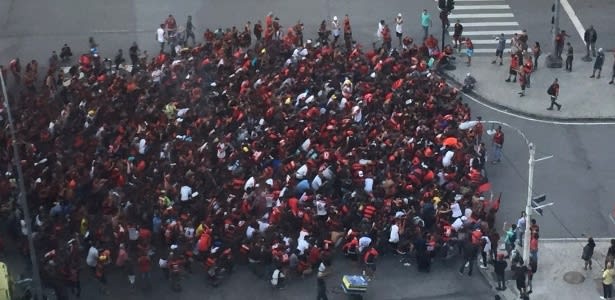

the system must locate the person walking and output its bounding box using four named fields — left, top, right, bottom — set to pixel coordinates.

left=591, top=48, right=605, bottom=78
left=518, top=68, right=527, bottom=97
left=156, top=24, right=165, bottom=51
left=317, top=277, right=329, bottom=300
left=503, top=222, right=516, bottom=257
left=420, top=9, right=432, bottom=41
left=602, top=262, right=615, bottom=299
left=547, top=78, right=562, bottom=111
left=532, top=41, right=541, bottom=70
left=465, top=38, right=474, bottom=66
left=582, top=237, right=596, bottom=270
left=513, top=261, right=529, bottom=297
left=331, top=16, right=341, bottom=47
left=584, top=25, right=597, bottom=58
left=565, top=42, right=574, bottom=72
left=492, top=33, right=506, bottom=65
left=395, top=13, right=404, bottom=48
